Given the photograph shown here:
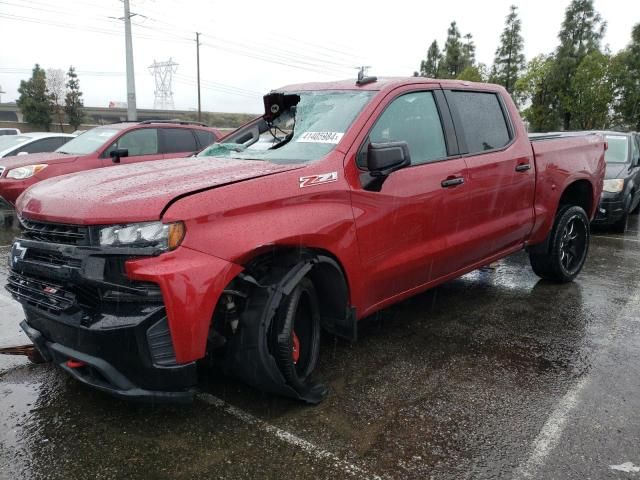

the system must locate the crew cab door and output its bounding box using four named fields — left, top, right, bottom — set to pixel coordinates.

left=103, top=128, right=164, bottom=165
left=348, top=87, right=471, bottom=309
left=444, top=89, right=535, bottom=264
